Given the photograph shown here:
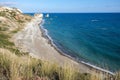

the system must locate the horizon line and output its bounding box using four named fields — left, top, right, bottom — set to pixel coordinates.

left=24, top=12, right=120, bottom=13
